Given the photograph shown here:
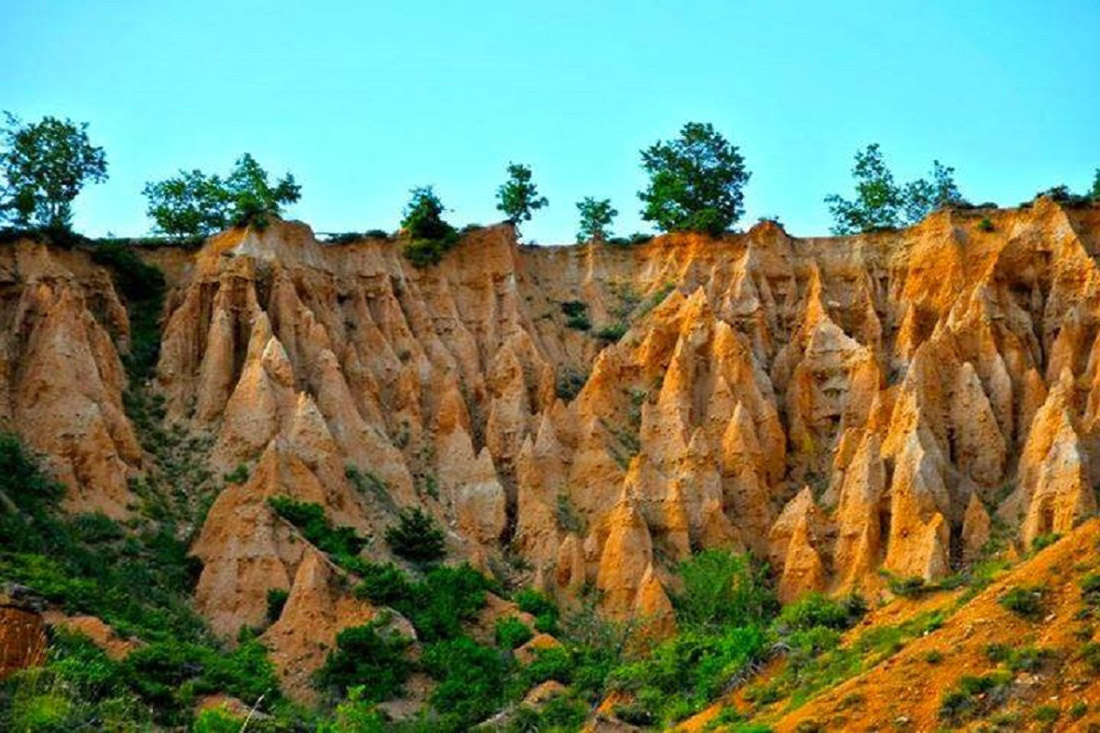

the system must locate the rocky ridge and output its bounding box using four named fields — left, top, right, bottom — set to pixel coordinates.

left=4, top=198, right=1100, bottom=695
